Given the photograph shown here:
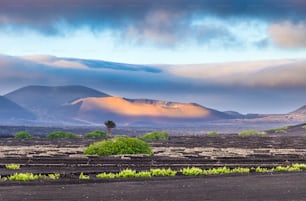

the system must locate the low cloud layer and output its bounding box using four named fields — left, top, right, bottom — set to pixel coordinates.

left=1, top=0, right=306, bottom=47
left=168, top=59, right=306, bottom=88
